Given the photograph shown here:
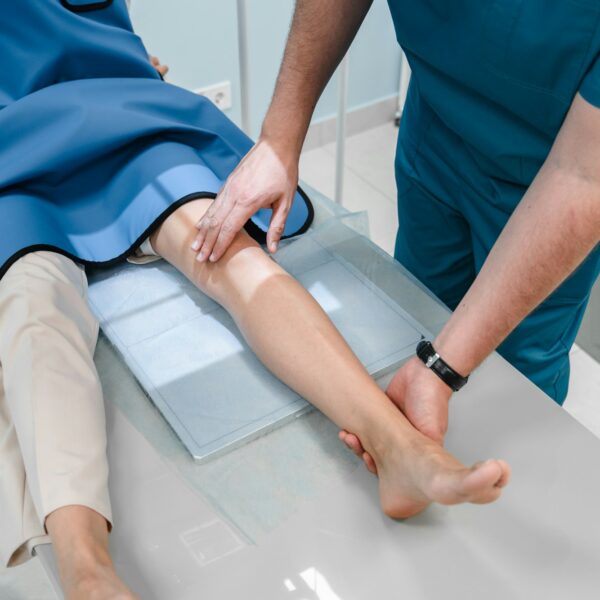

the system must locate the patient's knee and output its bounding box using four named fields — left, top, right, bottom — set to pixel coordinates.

left=150, top=199, right=286, bottom=305
left=152, top=199, right=261, bottom=266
